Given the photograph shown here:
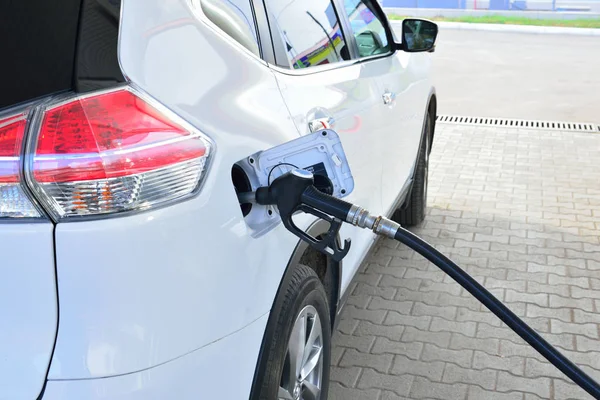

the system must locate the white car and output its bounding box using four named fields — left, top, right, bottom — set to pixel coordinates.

left=1, top=0, right=437, bottom=399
